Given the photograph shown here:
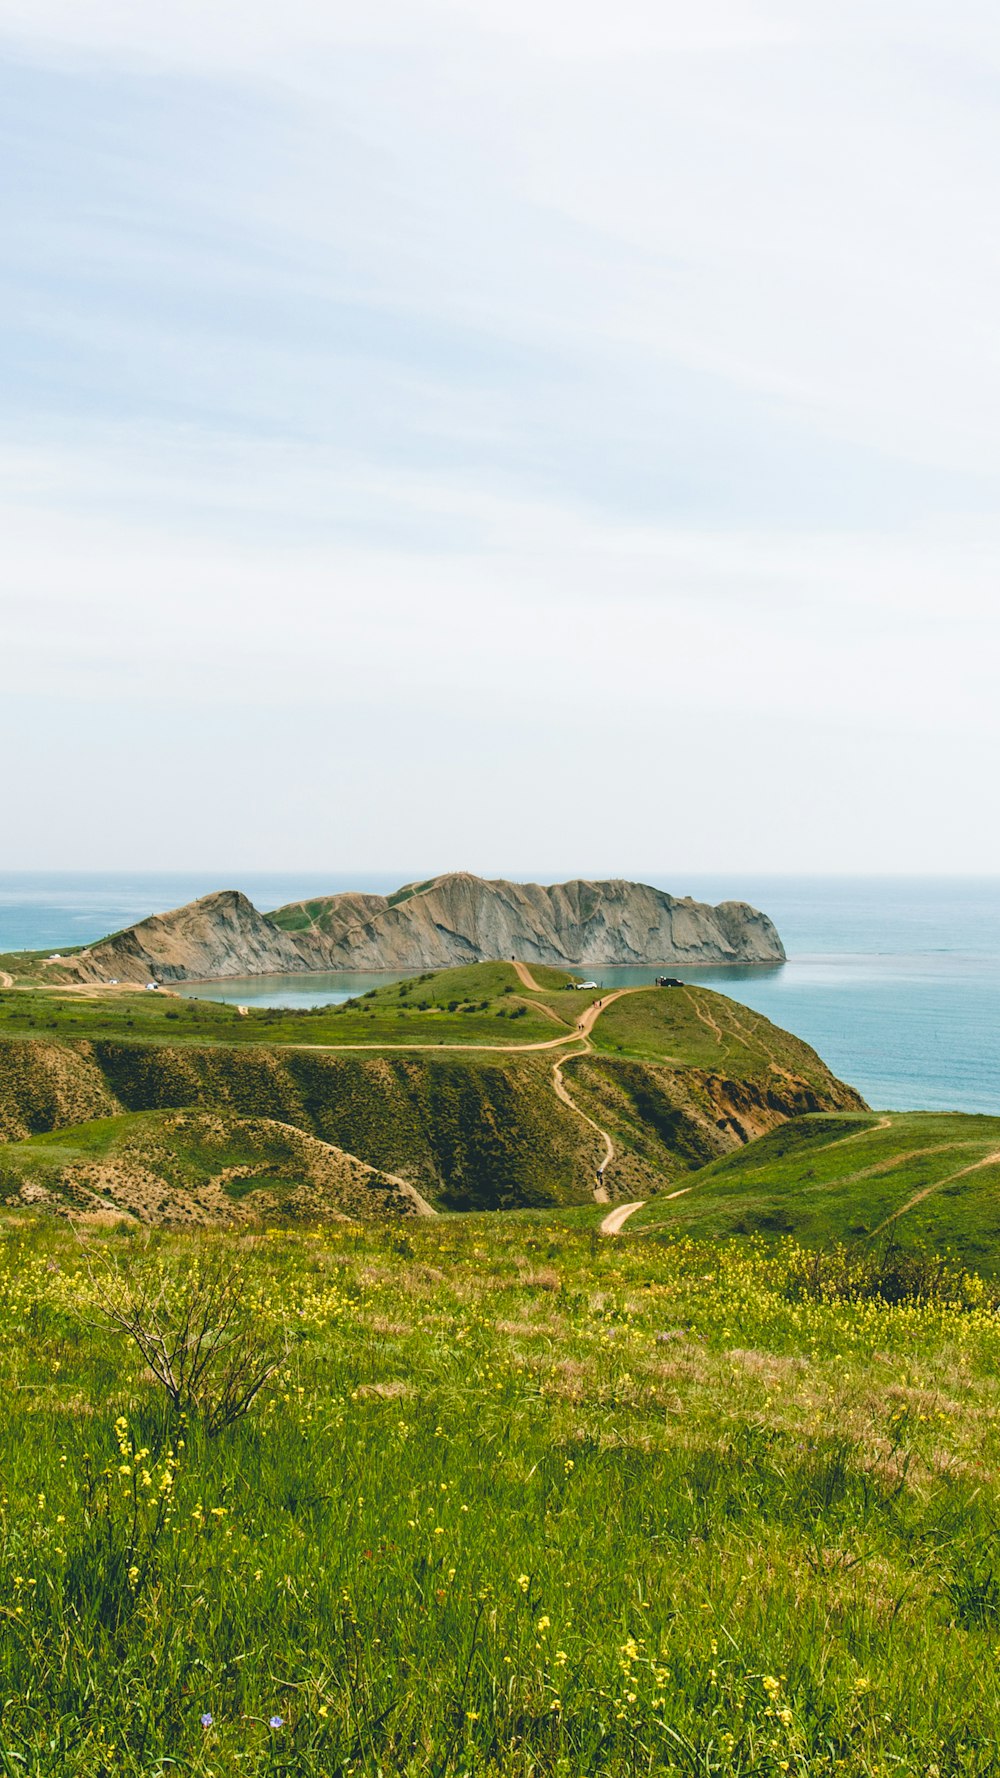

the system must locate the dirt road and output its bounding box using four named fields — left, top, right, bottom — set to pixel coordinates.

left=550, top=1045, right=614, bottom=1199
left=512, top=960, right=543, bottom=992
left=543, top=987, right=641, bottom=1200
left=599, top=1200, right=645, bottom=1235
